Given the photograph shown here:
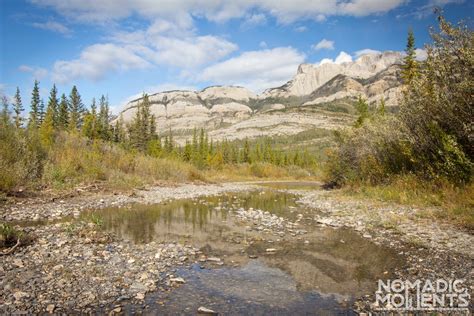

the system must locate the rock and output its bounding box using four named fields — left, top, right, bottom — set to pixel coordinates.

left=266, top=248, right=277, bottom=253
left=13, top=259, right=24, bottom=267
left=363, top=233, right=373, bottom=239
left=169, top=277, right=186, bottom=284
left=13, top=291, right=29, bottom=301
left=248, top=254, right=258, bottom=259
left=206, top=257, right=221, bottom=263
left=46, top=304, right=55, bottom=313
left=135, top=293, right=145, bottom=300
left=197, top=306, right=217, bottom=315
